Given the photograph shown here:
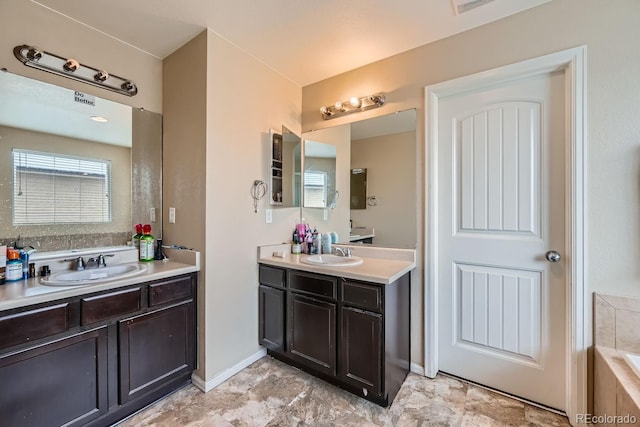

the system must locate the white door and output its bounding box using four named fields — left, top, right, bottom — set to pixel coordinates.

left=437, top=70, right=566, bottom=411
